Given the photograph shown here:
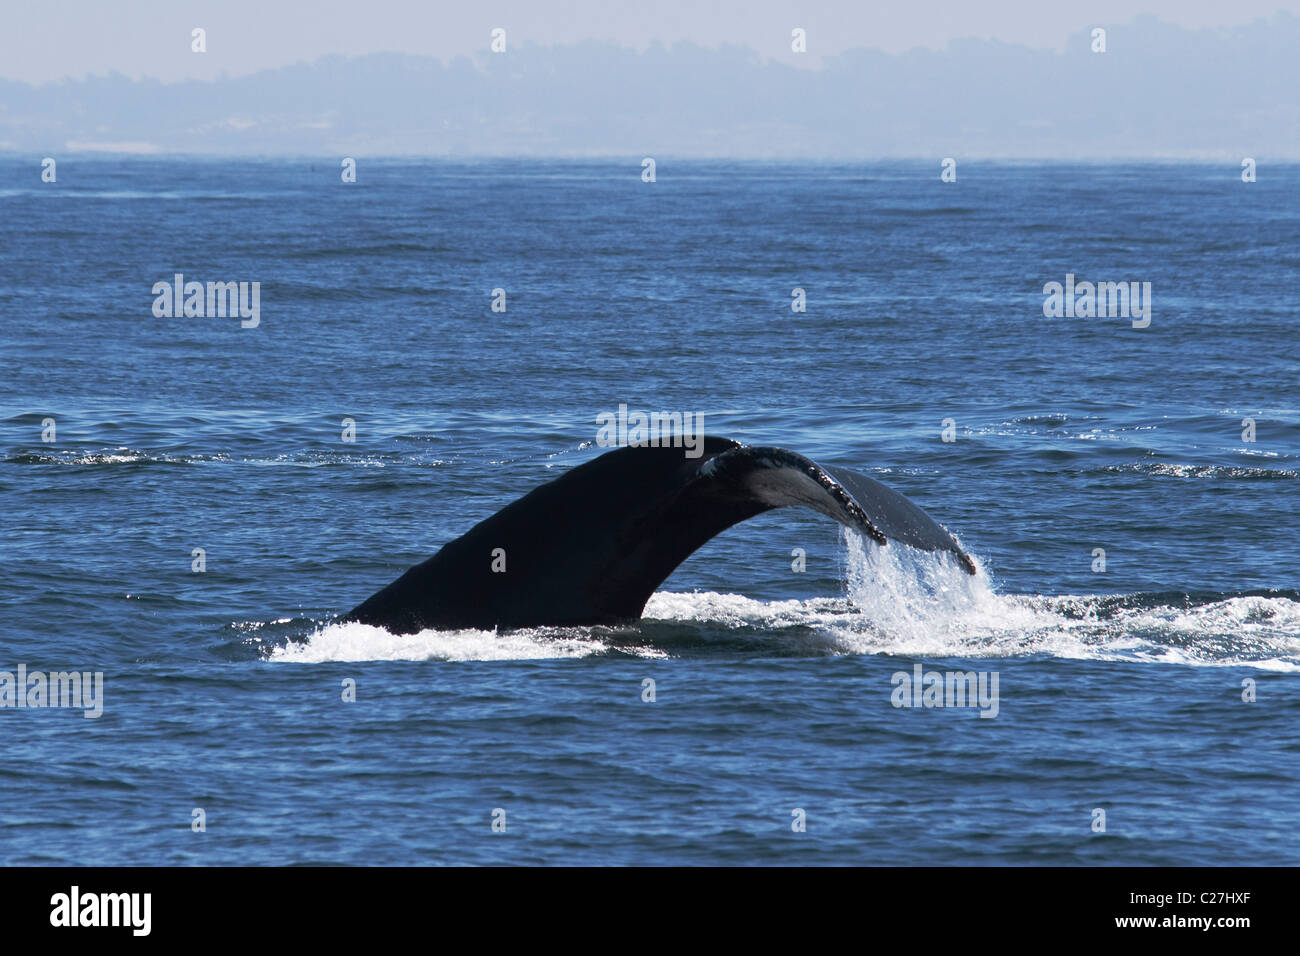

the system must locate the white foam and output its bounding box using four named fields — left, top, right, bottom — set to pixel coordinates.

left=269, top=619, right=667, bottom=663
